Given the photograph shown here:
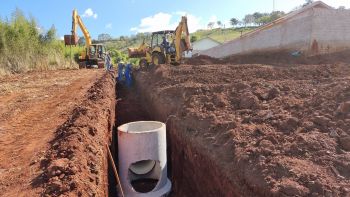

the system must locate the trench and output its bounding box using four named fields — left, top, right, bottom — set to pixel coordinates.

left=107, top=77, right=238, bottom=196
left=106, top=78, right=181, bottom=196
left=108, top=82, right=161, bottom=196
